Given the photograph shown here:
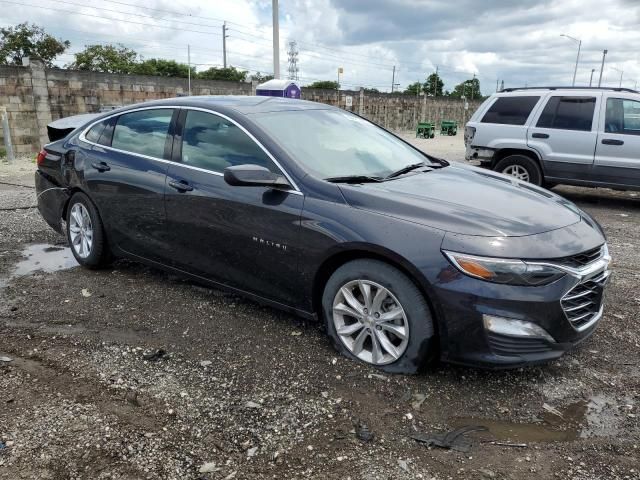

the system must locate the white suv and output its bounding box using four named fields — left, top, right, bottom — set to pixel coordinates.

left=464, top=87, right=640, bottom=190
